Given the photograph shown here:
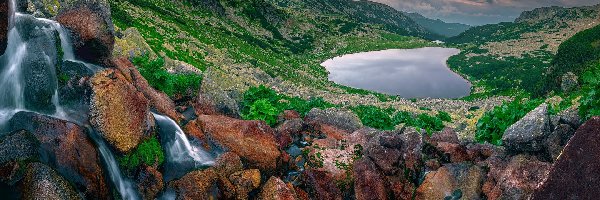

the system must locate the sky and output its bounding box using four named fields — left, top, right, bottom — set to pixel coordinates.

left=370, top=0, right=600, bottom=25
